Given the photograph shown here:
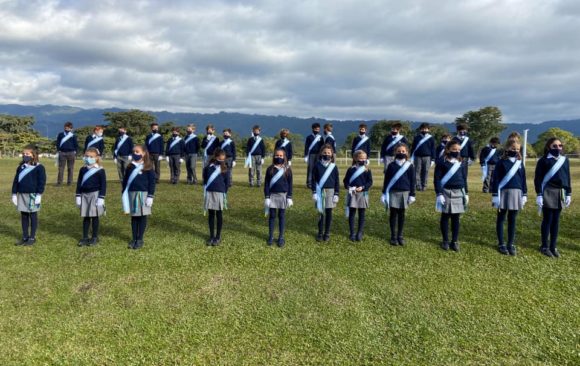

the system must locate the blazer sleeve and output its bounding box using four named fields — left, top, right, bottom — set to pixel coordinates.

left=99, top=169, right=107, bottom=198
left=333, top=166, right=339, bottom=195
left=232, top=141, right=237, bottom=161
left=260, top=140, right=266, bottom=155
left=264, top=167, right=272, bottom=198
left=76, top=168, right=84, bottom=195
left=565, top=160, right=572, bottom=195
left=491, top=162, right=501, bottom=195
left=287, top=169, right=293, bottom=198
left=521, top=166, right=528, bottom=196
left=364, top=170, right=373, bottom=191
left=288, top=143, right=293, bottom=161
left=343, top=168, right=351, bottom=189
left=223, top=171, right=230, bottom=193
left=409, top=167, right=416, bottom=197
left=430, top=139, right=436, bottom=160
left=434, top=163, right=443, bottom=195
left=147, top=171, right=156, bottom=197
left=533, top=159, right=544, bottom=195
left=11, top=167, right=19, bottom=194
left=380, top=138, right=388, bottom=159
left=37, top=165, right=47, bottom=194
left=382, top=167, right=390, bottom=194
left=468, top=141, right=475, bottom=160
left=165, top=140, right=170, bottom=156
left=73, top=135, right=79, bottom=152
